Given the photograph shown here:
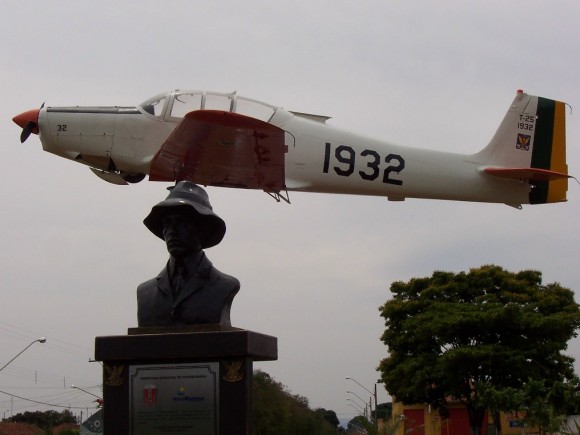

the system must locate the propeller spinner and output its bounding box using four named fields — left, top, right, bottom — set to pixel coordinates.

left=13, top=107, right=41, bottom=143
